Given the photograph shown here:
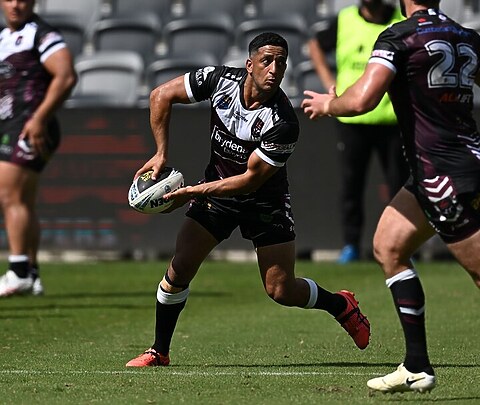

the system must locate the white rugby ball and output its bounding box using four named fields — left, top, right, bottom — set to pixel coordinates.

left=128, top=167, right=184, bottom=214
